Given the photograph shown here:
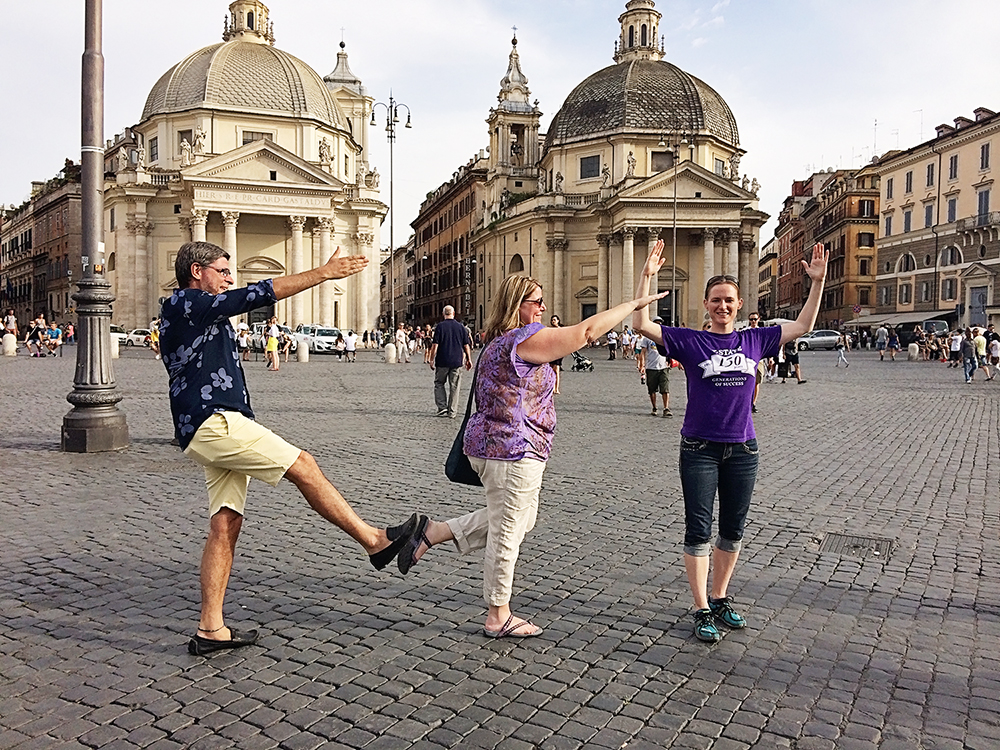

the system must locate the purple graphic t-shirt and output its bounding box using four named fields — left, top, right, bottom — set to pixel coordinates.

left=659, top=325, right=781, bottom=443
